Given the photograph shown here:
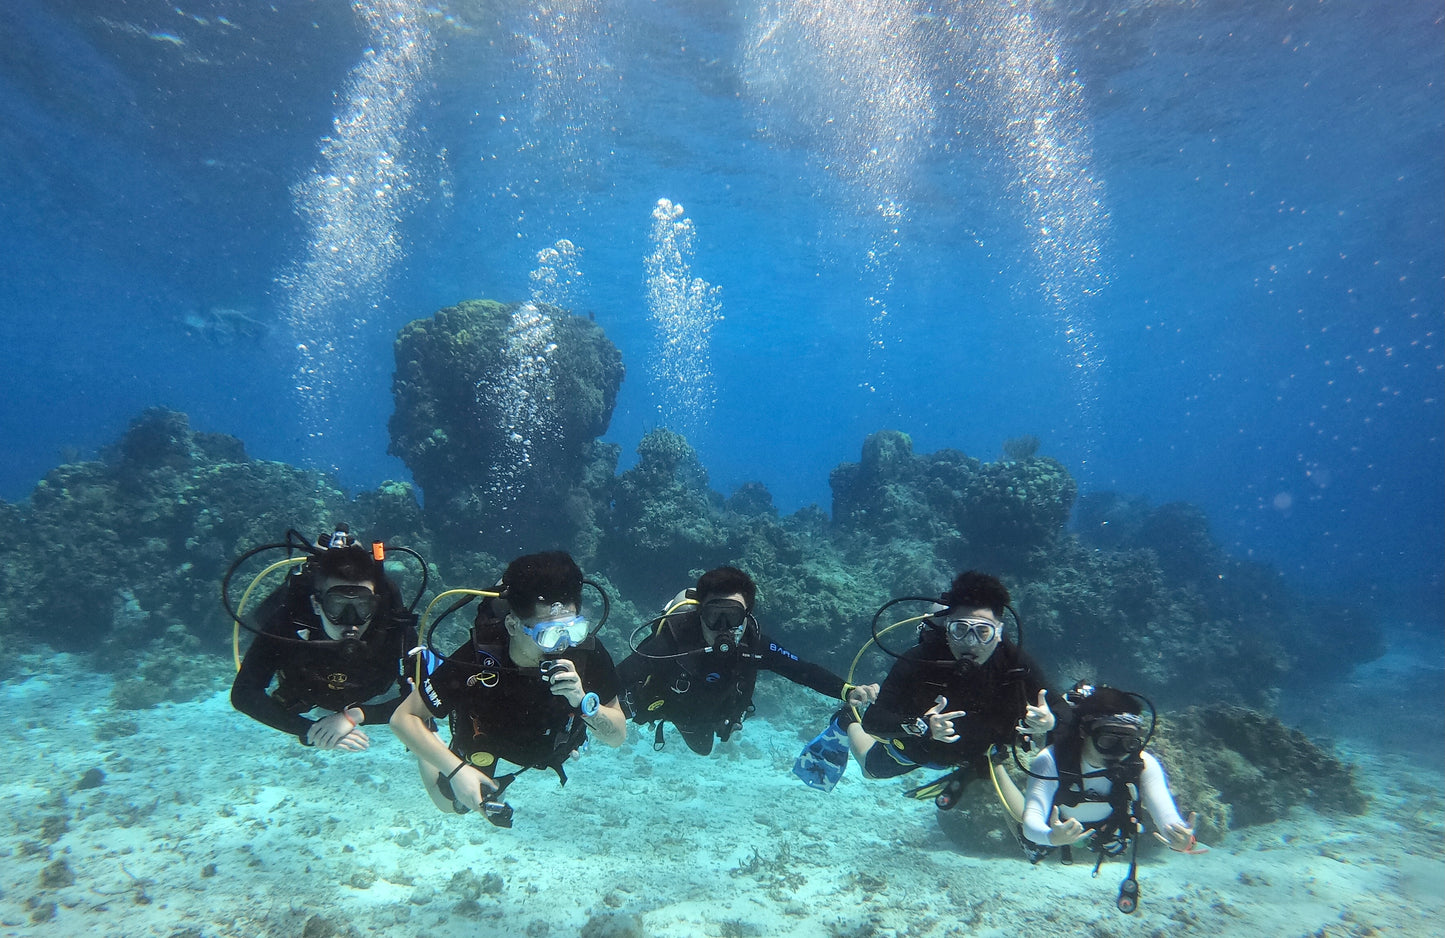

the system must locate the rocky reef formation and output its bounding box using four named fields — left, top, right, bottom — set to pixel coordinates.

left=588, top=429, right=886, bottom=668
left=822, top=430, right=1292, bottom=701
left=388, top=299, right=623, bottom=561
left=599, top=429, right=728, bottom=602
left=0, top=408, right=431, bottom=705
left=830, top=429, right=1076, bottom=575
left=1163, top=705, right=1368, bottom=825
left=0, top=408, right=352, bottom=650
left=1071, top=491, right=1385, bottom=693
